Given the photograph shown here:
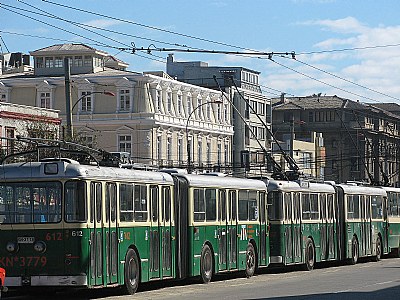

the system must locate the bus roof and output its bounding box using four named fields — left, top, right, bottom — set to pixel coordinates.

left=379, top=186, right=400, bottom=193
left=176, top=173, right=267, bottom=190
left=336, top=183, right=387, bottom=196
left=268, top=180, right=335, bottom=193
left=0, top=160, right=174, bottom=185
